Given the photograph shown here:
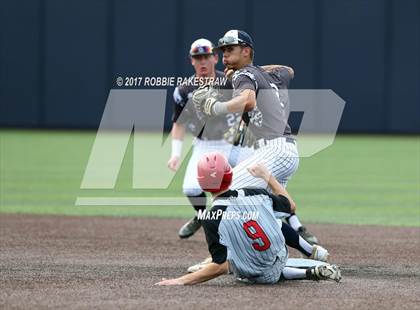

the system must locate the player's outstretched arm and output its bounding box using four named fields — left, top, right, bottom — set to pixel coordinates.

left=154, top=261, right=228, bottom=286
left=206, top=89, right=256, bottom=116
left=225, top=89, right=256, bottom=113
left=225, top=65, right=294, bottom=80
left=247, top=163, right=296, bottom=213
left=192, top=83, right=256, bottom=116
left=260, top=64, right=295, bottom=79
